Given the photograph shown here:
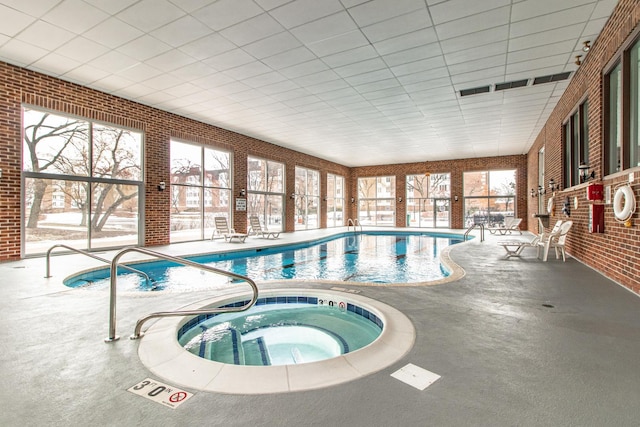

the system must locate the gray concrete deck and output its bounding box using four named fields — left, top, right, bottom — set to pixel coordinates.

left=2, top=228, right=640, bottom=426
